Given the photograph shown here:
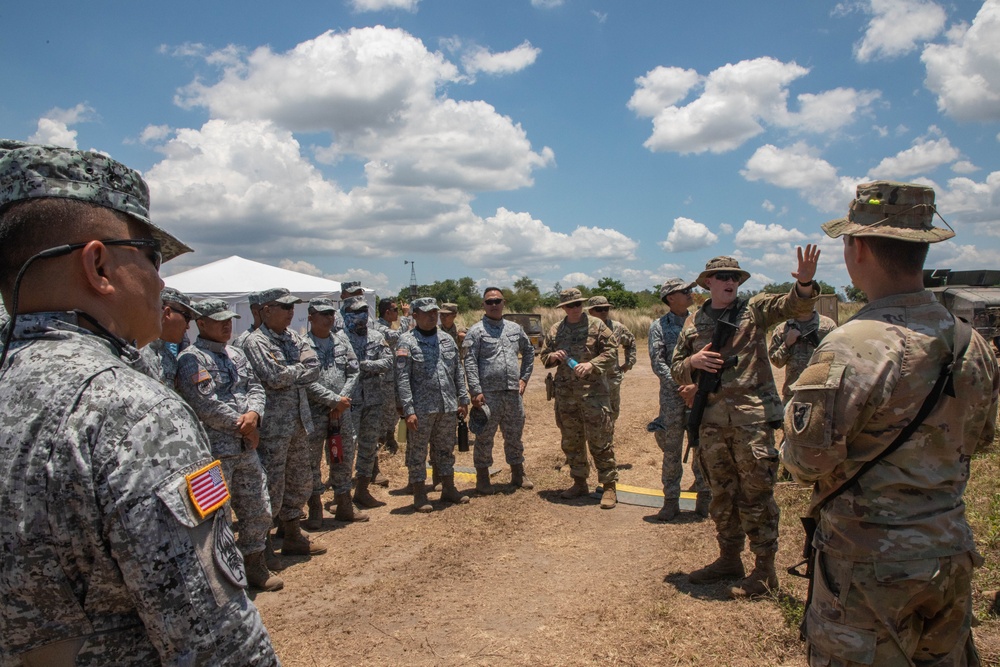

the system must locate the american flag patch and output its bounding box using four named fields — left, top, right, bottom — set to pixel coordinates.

left=186, top=461, right=230, bottom=518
